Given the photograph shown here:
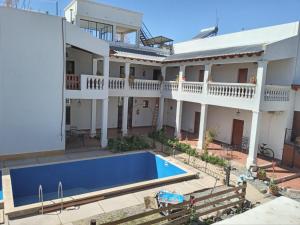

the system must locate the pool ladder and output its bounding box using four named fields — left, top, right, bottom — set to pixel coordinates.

left=58, top=181, right=64, bottom=212
left=38, top=184, right=44, bottom=214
